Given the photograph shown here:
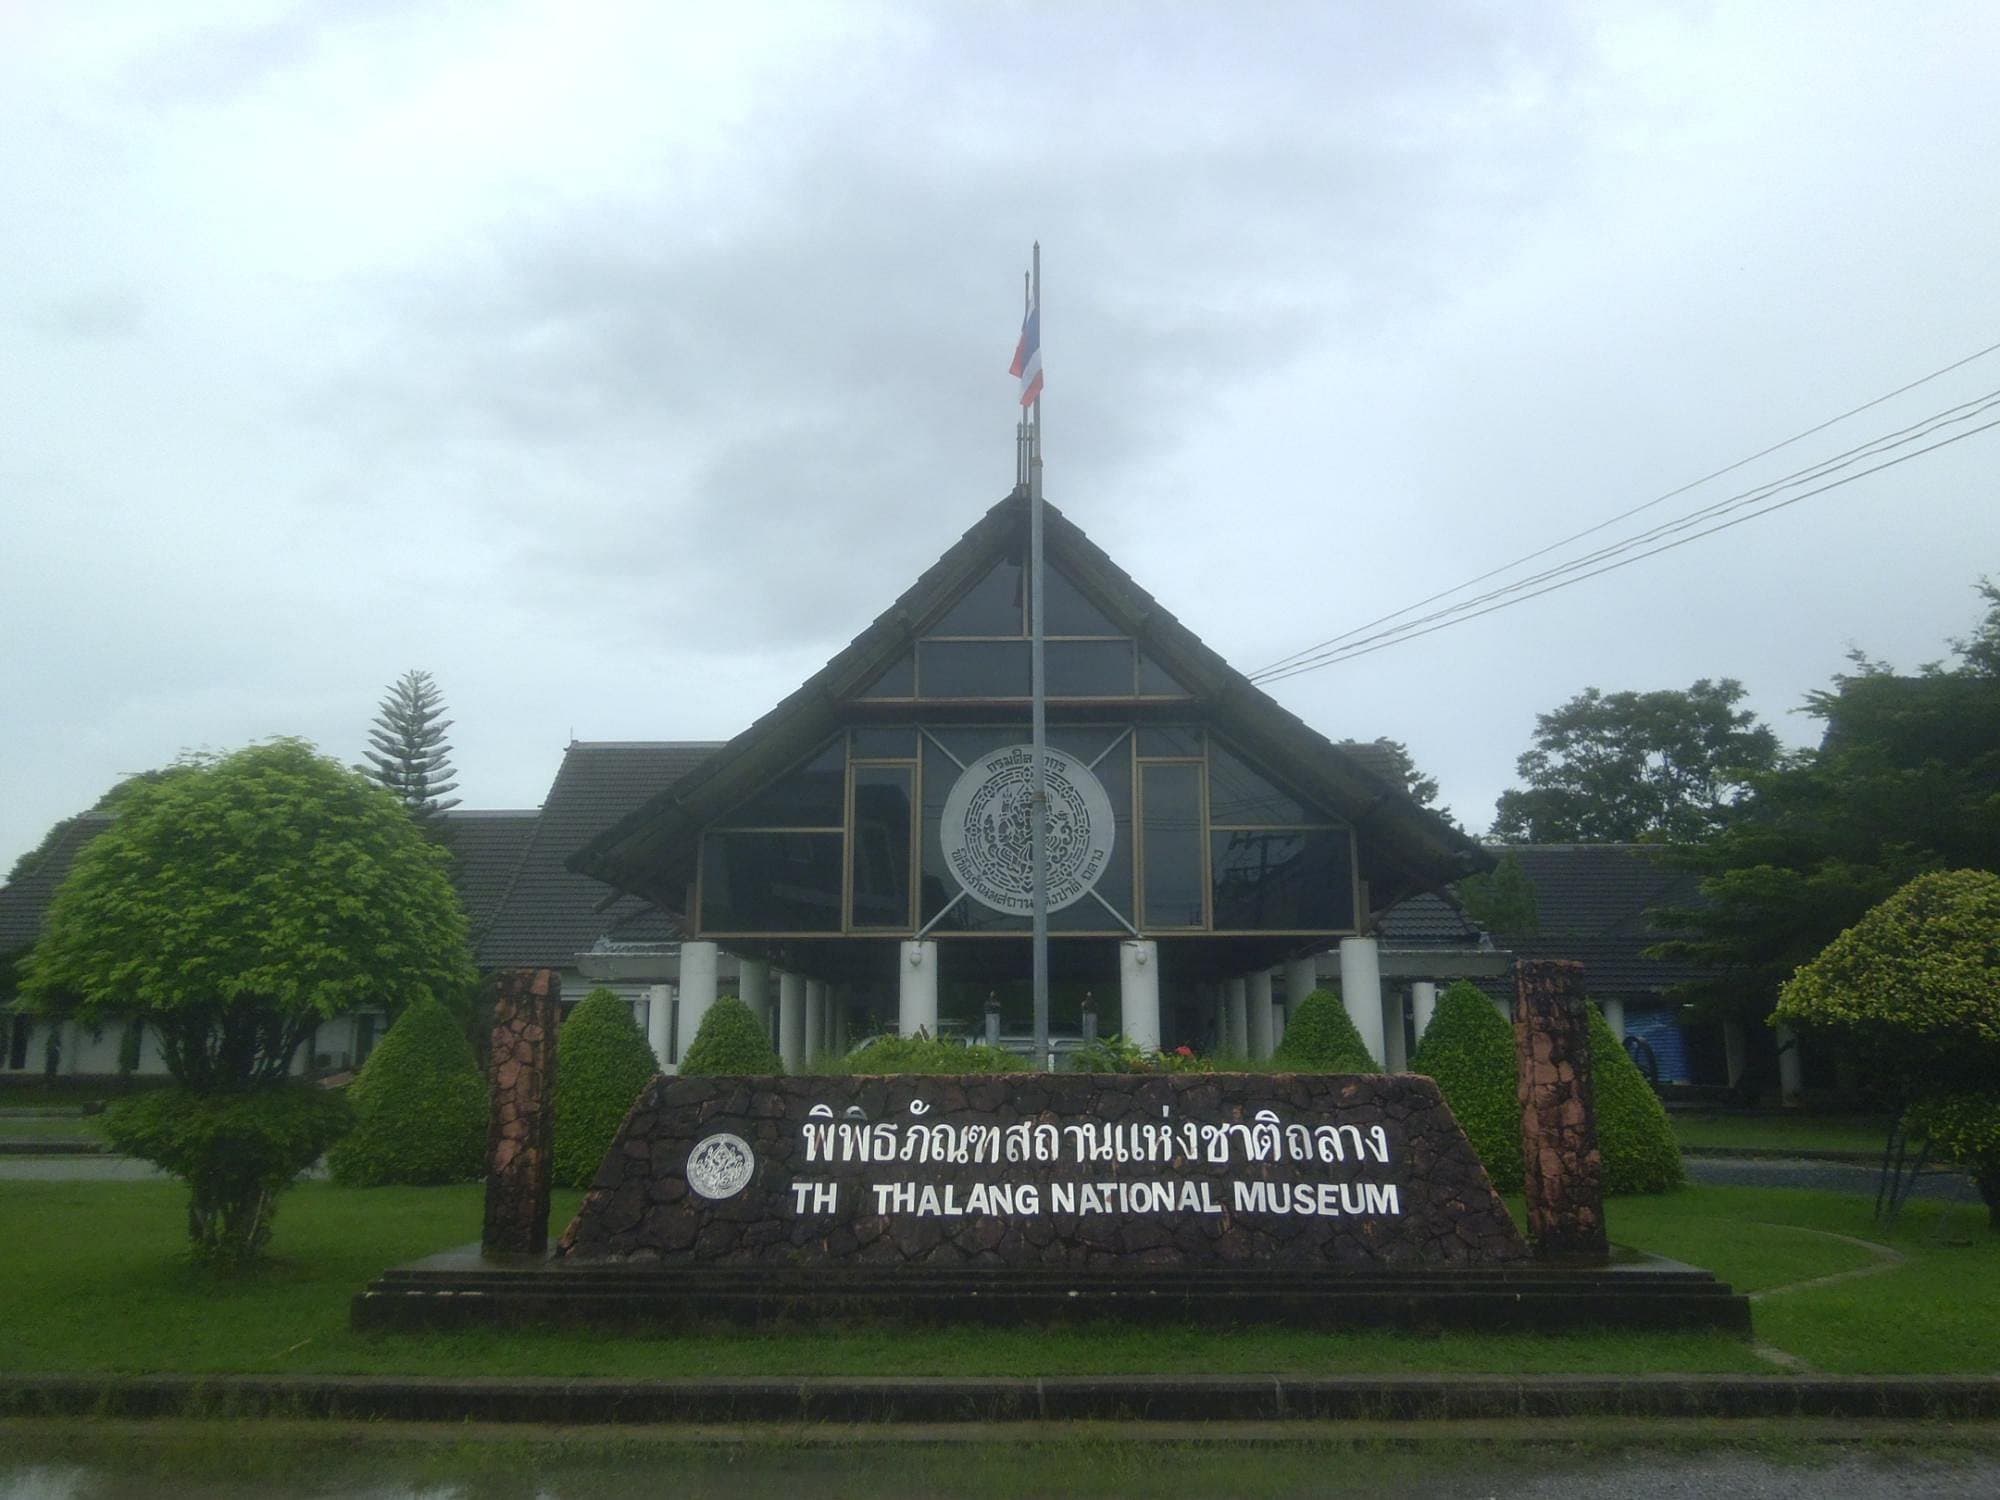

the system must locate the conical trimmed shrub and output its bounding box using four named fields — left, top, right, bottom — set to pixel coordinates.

left=328, top=992, right=485, bottom=1186
left=1588, top=1001, right=1685, bottom=1195
left=680, top=995, right=783, bottom=1076
left=1272, top=989, right=1380, bottom=1073
left=554, top=988, right=661, bottom=1190
left=1410, top=981, right=1522, bottom=1192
